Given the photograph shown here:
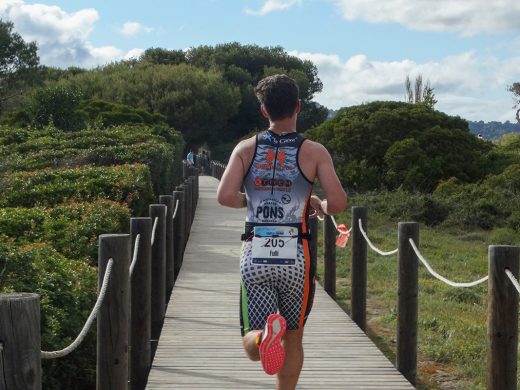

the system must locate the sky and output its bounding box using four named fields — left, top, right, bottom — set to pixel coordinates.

left=1, top=0, right=520, bottom=122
